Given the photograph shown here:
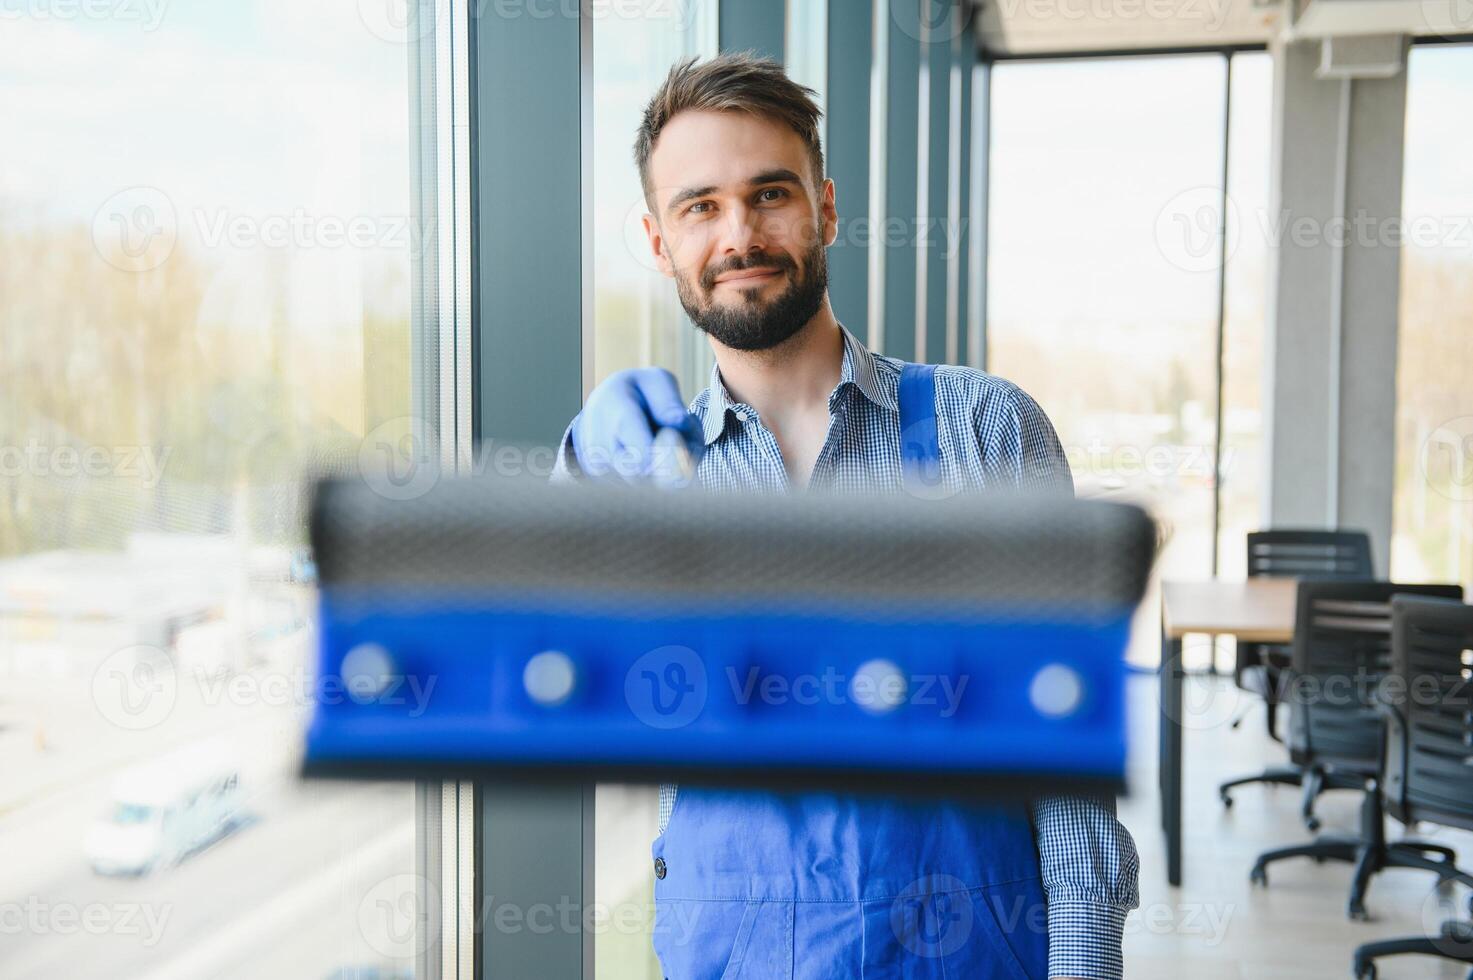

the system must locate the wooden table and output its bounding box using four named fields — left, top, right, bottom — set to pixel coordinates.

left=1159, top=578, right=1297, bottom=885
